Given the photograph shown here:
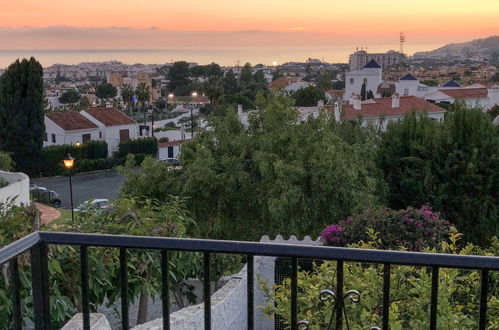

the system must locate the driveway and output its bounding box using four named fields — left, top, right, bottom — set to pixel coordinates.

left=32, top=170, right=125, bottom=209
